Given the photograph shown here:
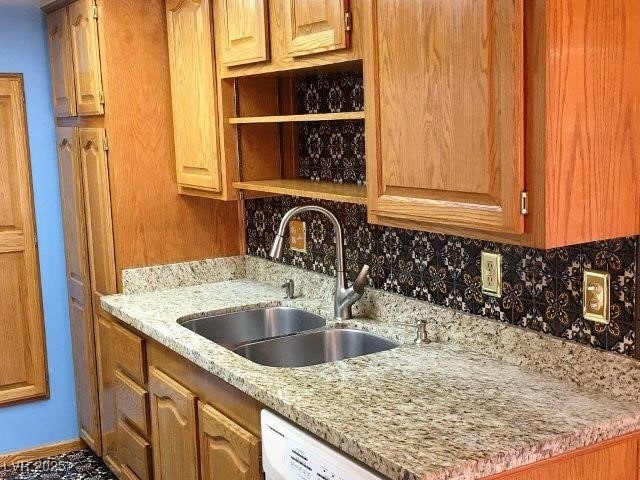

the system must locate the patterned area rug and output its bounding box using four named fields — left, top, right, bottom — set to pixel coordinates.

left=0, top=449, right=115, bottom=480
